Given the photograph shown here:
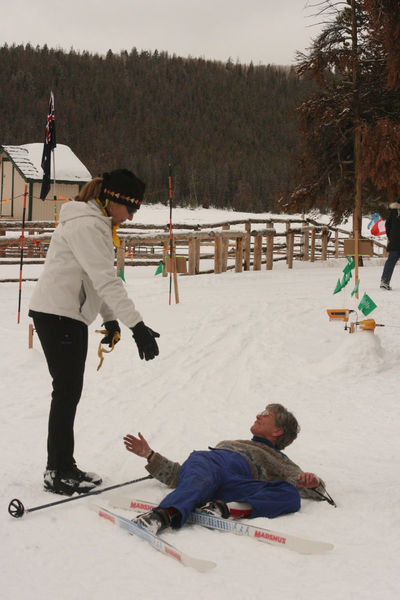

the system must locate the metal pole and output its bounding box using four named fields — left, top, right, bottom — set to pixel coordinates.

left=168, top=165, right=173, bottom=305
left=17, top=184, right=28, bottom=324
left=351, top=0, right=362, bottom=298
left=53, top=148, right=57, bottom=226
